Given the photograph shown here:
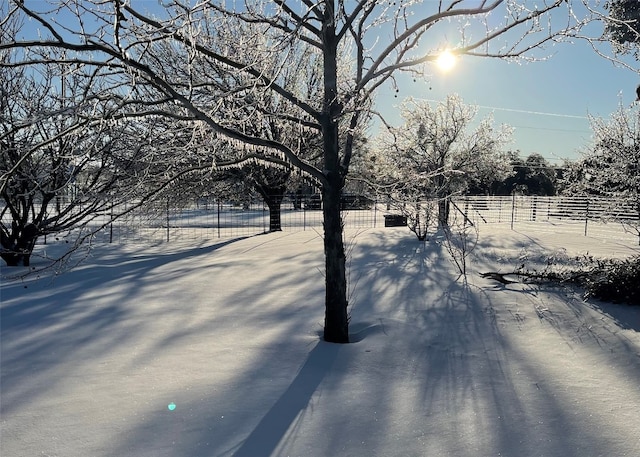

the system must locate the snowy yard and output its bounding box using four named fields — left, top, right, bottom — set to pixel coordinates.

left=1, top=223, right=640, bottom=456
